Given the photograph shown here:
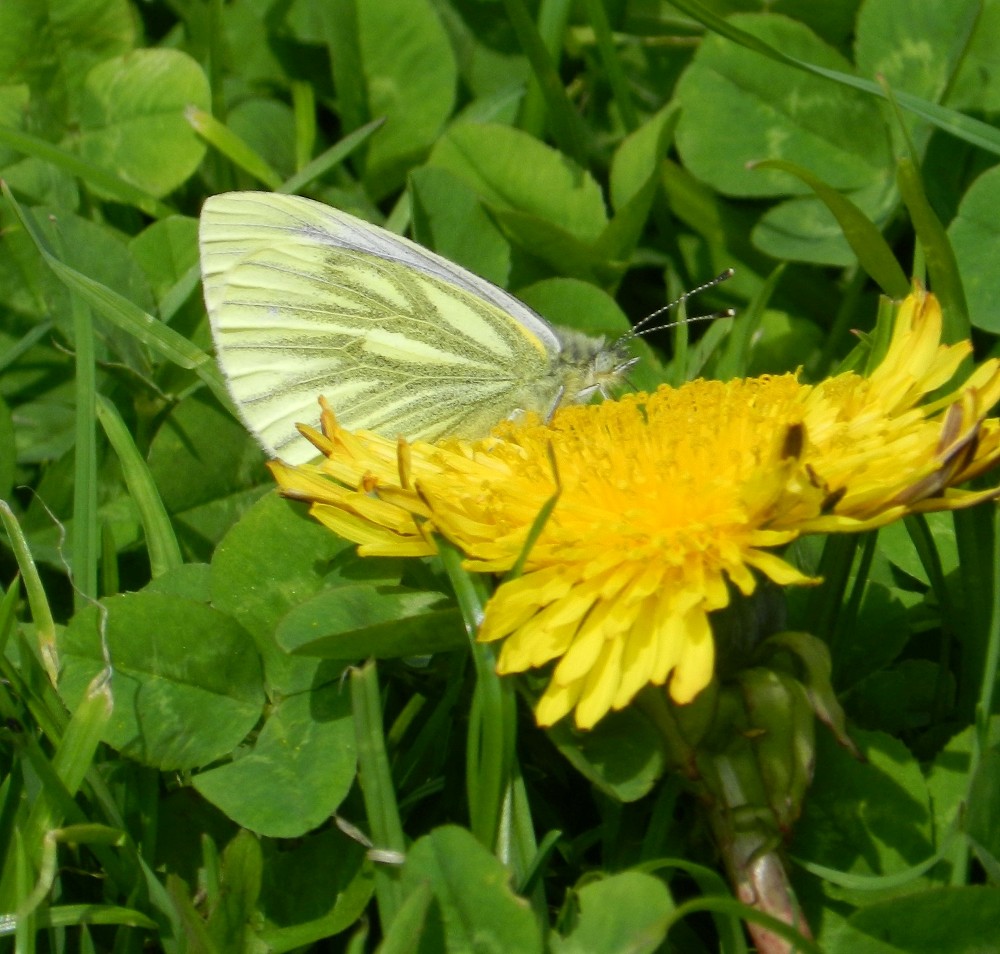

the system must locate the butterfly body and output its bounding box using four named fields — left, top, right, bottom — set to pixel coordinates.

left=200, top=191, right=634, bottom=463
